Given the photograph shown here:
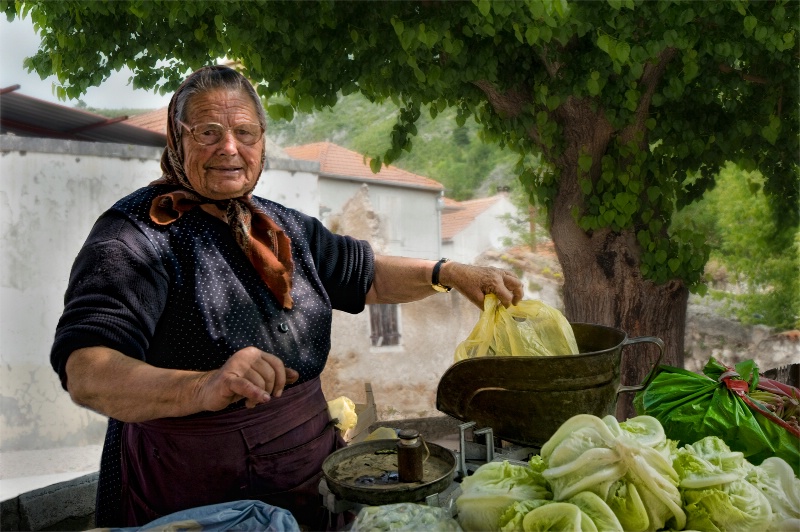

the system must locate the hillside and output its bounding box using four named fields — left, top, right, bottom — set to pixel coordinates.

left=265, top=92, right=520, bottom=201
